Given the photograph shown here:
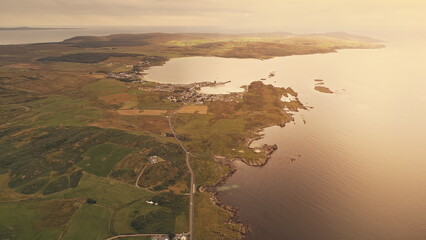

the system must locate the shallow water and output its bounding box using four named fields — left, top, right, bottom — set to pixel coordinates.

left=146, top=36, right=426, bottom=240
